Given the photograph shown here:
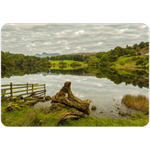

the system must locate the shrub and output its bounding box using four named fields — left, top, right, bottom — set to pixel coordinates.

left=119, top=61, right=125, bottom=66
left=132, top=56, right=138, bottom=61
left=121, top=94, right=149, bottom=114
left=70, top=61, right=81, bottom=66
